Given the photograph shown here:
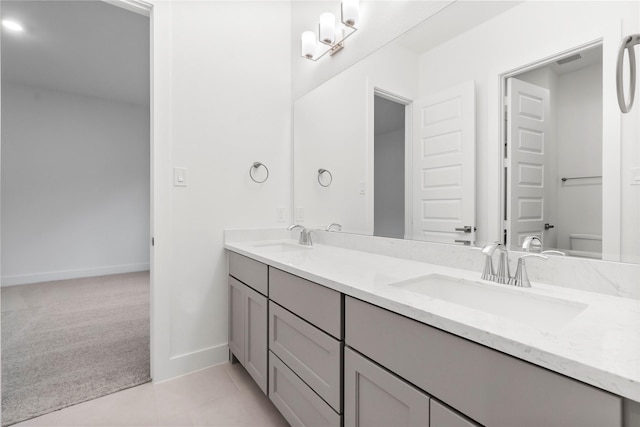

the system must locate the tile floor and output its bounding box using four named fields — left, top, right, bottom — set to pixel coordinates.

left=13, top=362, right=288, bottom=427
